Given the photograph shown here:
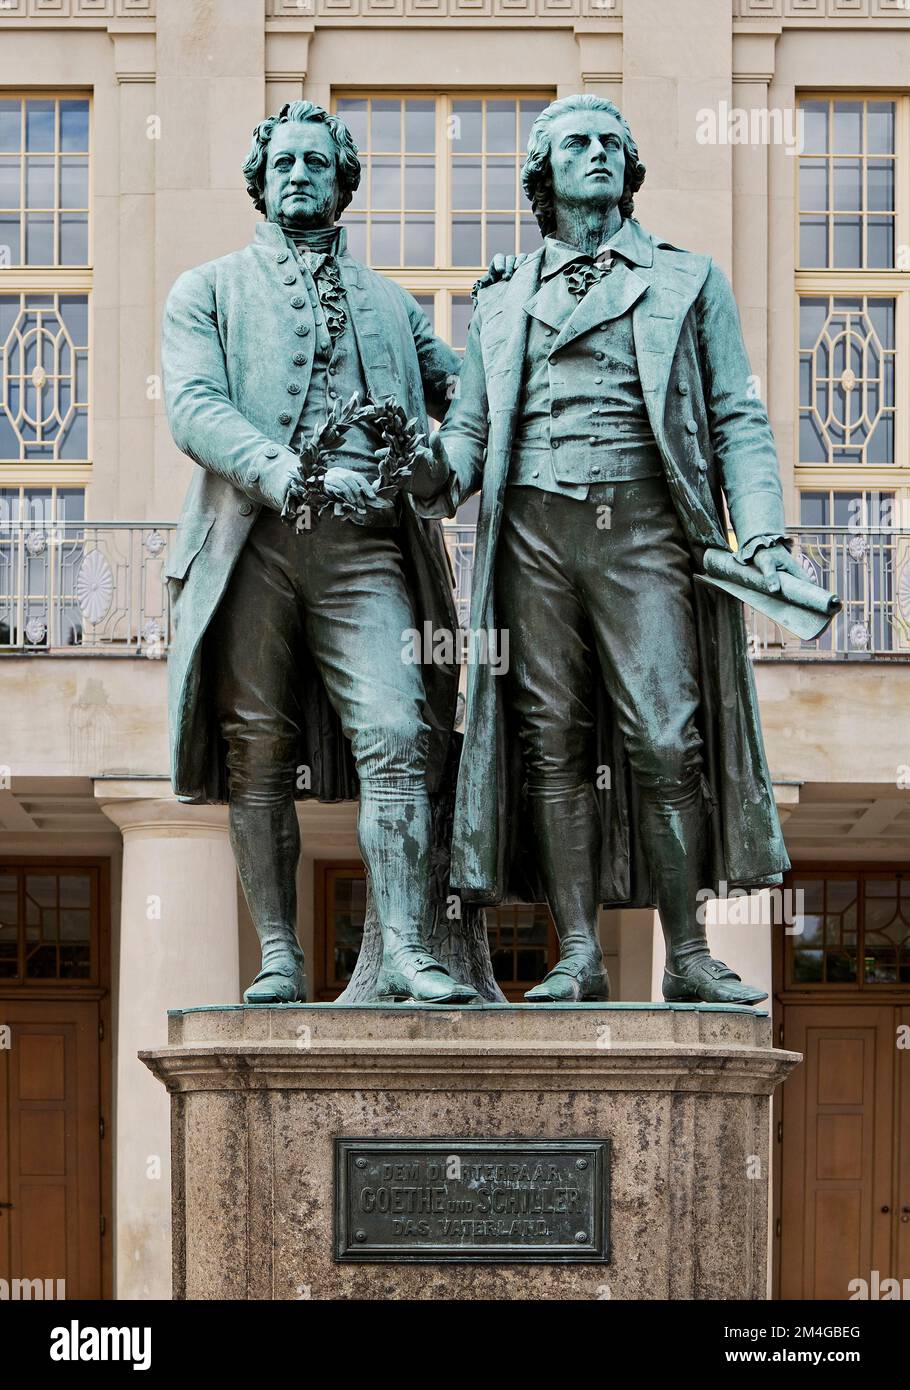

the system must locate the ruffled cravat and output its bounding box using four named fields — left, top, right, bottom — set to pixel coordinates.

left=285, top=225, right=348, bottom=344
left=563, top=249, right=614, bottom=302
